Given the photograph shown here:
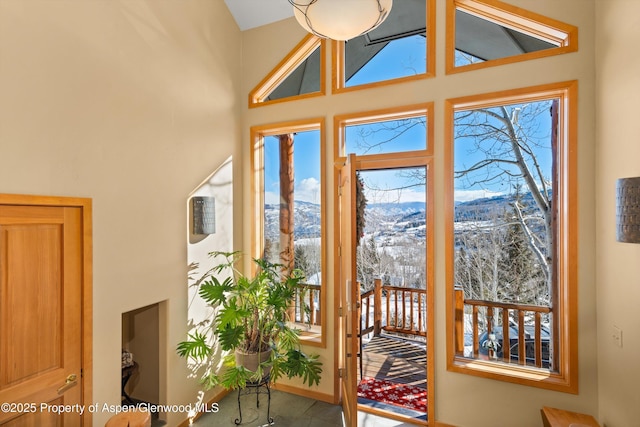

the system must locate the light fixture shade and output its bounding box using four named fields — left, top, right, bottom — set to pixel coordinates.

left=192, top=196, right=216, bottom=235
left=291, top=0, right=393, bottom=41
left=616, top=177, right=640, bottom=243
